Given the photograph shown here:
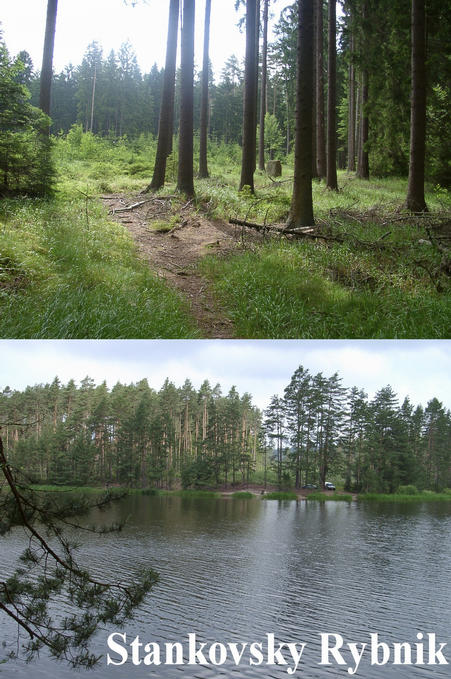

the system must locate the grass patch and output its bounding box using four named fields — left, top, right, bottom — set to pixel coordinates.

left=359, top=491, right=451, bottom=502
left=307, top=492, right=353, bottom=502
left=0, top=195, right=197, bottom=338
left=231, top=491, right=255, bottom=499
left=262, top=491, right=298, bottom=501
left=198, top=172, right=450, bottom=339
